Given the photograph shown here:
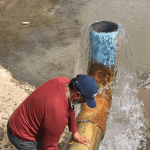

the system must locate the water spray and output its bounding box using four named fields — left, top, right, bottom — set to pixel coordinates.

left=67, top=21, right=124, bottom=150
